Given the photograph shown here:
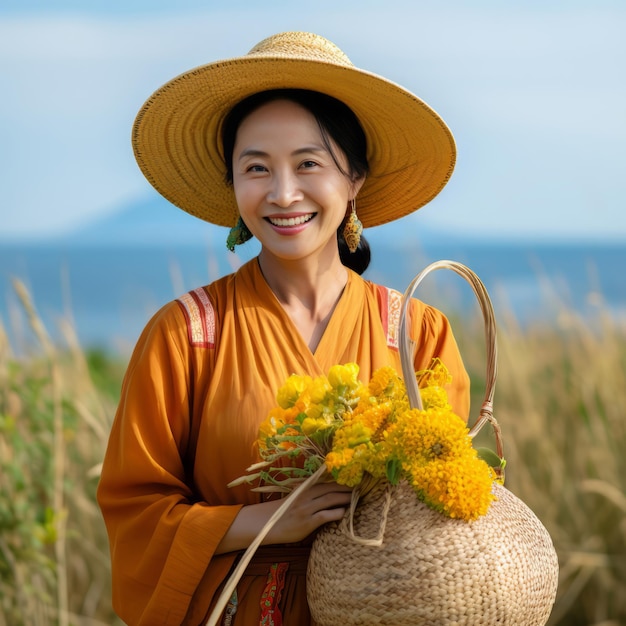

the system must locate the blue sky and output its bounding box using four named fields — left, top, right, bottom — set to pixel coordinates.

left=1, top=0, right=624, bottom=242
